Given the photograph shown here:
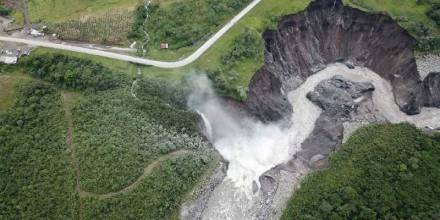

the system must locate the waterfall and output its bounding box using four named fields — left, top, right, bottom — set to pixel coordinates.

left=197, top=110, right=213, bottom=140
